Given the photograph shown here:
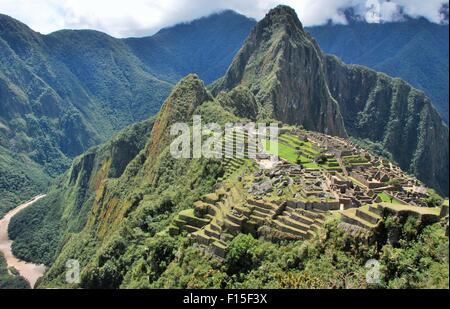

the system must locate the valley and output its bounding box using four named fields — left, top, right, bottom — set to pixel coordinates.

left=0, top=10, right=255, bottom=214
left=0, top=4, right=448, bottom=290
